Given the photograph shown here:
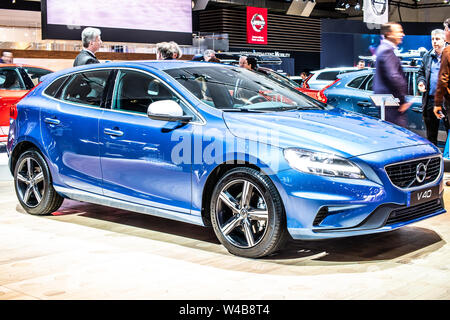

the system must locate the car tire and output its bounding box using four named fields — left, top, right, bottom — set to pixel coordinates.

left=210, top=167, right=288, bottom=258
left=14, top=149, right=64, bottom=215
